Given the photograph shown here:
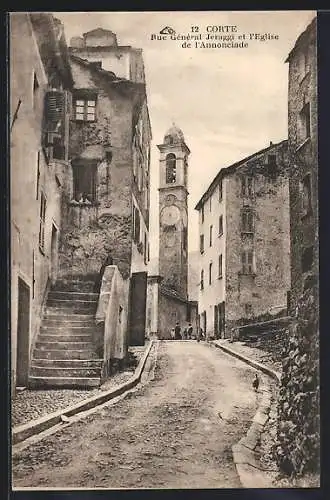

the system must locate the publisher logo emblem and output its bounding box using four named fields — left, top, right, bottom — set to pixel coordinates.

left=160, top=26, right=176, bottom=35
